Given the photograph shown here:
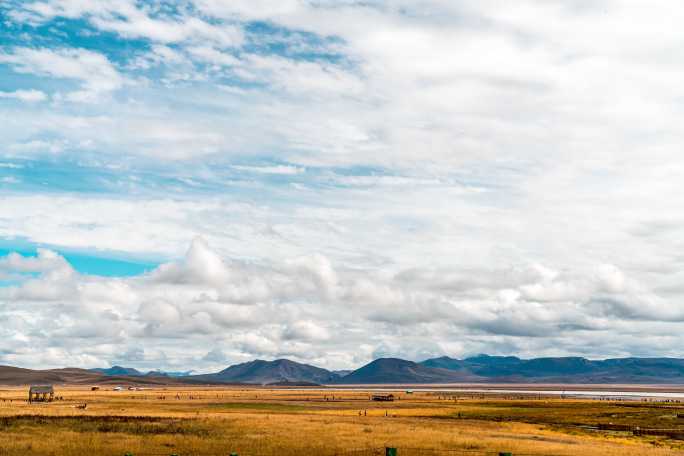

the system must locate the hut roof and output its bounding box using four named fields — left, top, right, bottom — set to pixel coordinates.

left=29, top=385, right=54, bottom=394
